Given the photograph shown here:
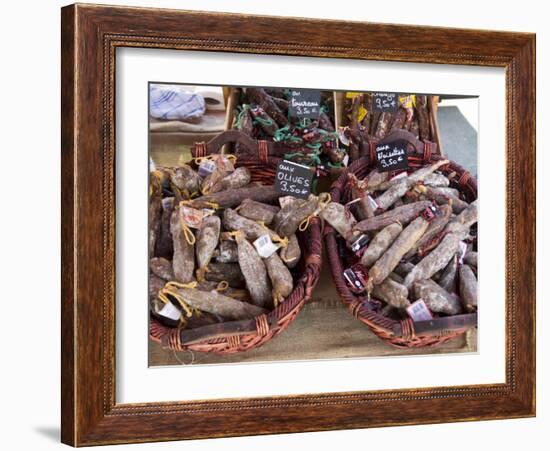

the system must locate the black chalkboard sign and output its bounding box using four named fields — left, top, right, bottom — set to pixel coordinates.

left=375, top=140, right=409, bottom=172
left=275, top=160, right=314, bottom=199
left=288, top=89, right=321, bottom=119
left=372, top=92, right=399, bottom=112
